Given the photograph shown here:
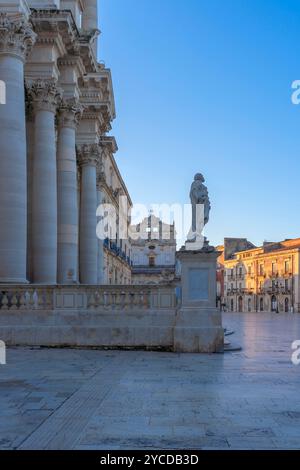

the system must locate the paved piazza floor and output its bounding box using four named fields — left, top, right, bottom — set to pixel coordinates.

left=0, top=312, right=300, bottom=450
